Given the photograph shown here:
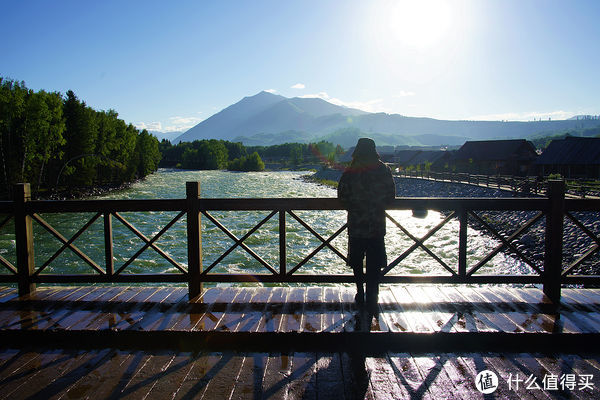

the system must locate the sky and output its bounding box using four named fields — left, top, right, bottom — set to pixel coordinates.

left=2, top=0, right=600, bottom=134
